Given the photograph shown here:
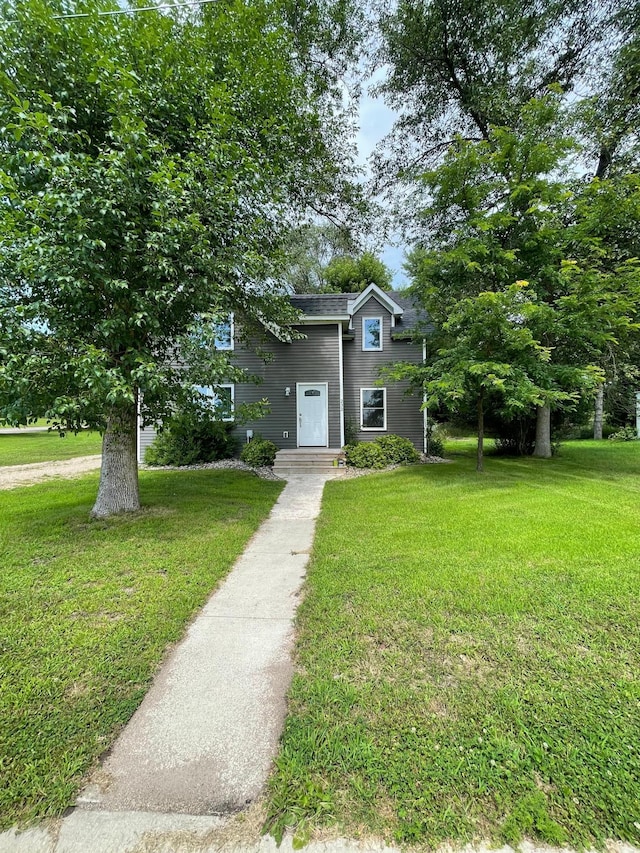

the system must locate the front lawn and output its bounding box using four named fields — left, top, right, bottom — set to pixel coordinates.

left=266, top=441, right=640, bottom=848
left=0, top=469, right=283, bottom=828
left=0, top=429, right=102, bottom=466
